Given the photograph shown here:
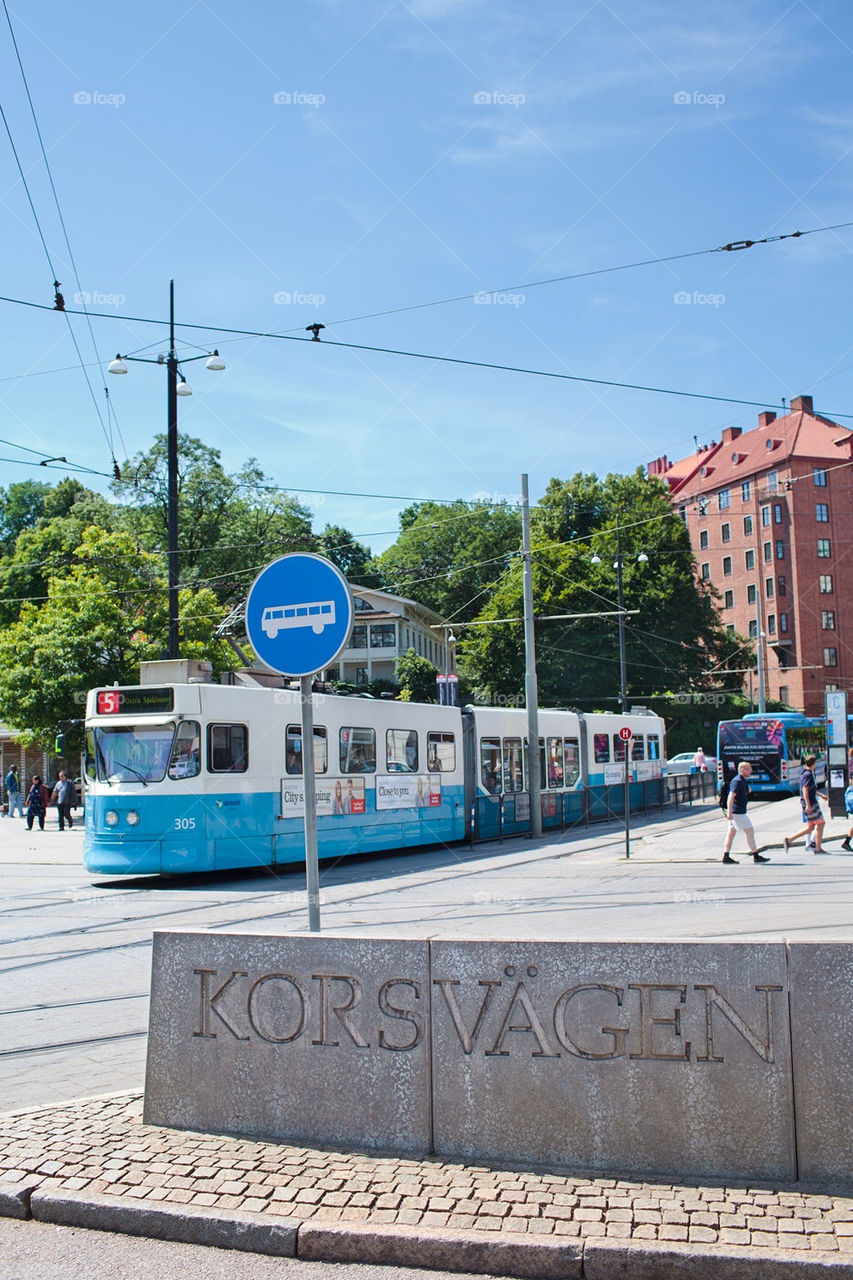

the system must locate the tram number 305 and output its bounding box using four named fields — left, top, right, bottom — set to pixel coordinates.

left=174, top=817, right=196, bottom=830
